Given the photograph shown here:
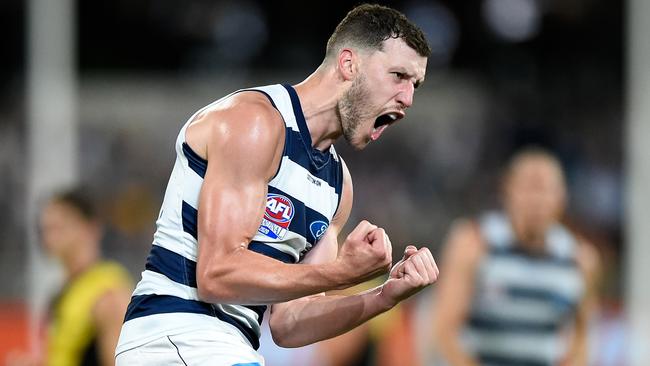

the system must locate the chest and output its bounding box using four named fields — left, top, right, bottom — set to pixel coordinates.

left=254, top=157, right=340, bottom=260
left=473, top=252, right=584, bottom=320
